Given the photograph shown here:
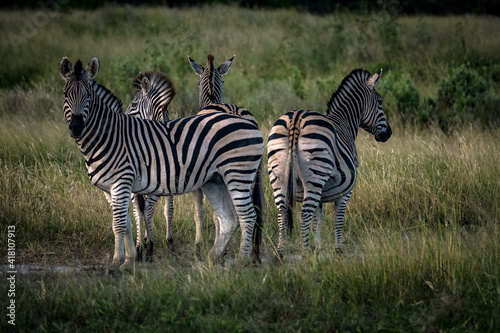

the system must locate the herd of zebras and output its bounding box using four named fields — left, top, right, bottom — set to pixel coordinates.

left=59, top=54, right=392, bottom=273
